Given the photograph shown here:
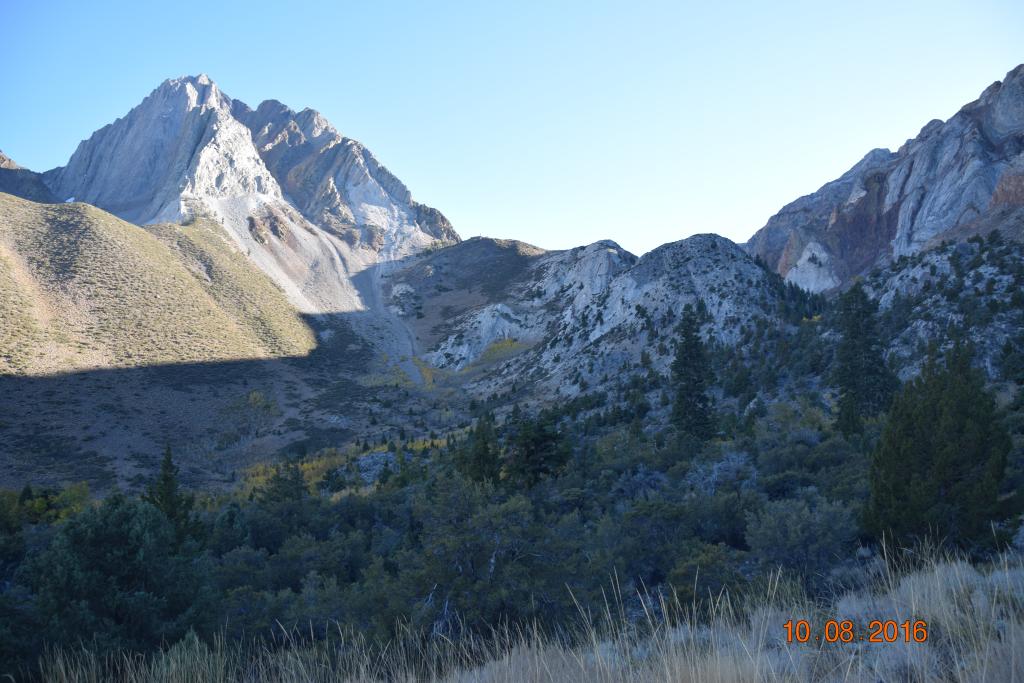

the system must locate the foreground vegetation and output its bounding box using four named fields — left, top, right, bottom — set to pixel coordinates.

left=33, top=549, right=1024, bottom=682
left=1, top=330, right=1020, bottom=680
